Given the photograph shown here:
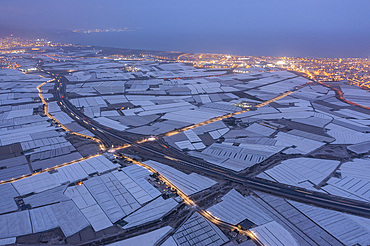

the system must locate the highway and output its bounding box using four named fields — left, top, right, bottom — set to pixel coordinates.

left=50, top=72, right=370, bottom=219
